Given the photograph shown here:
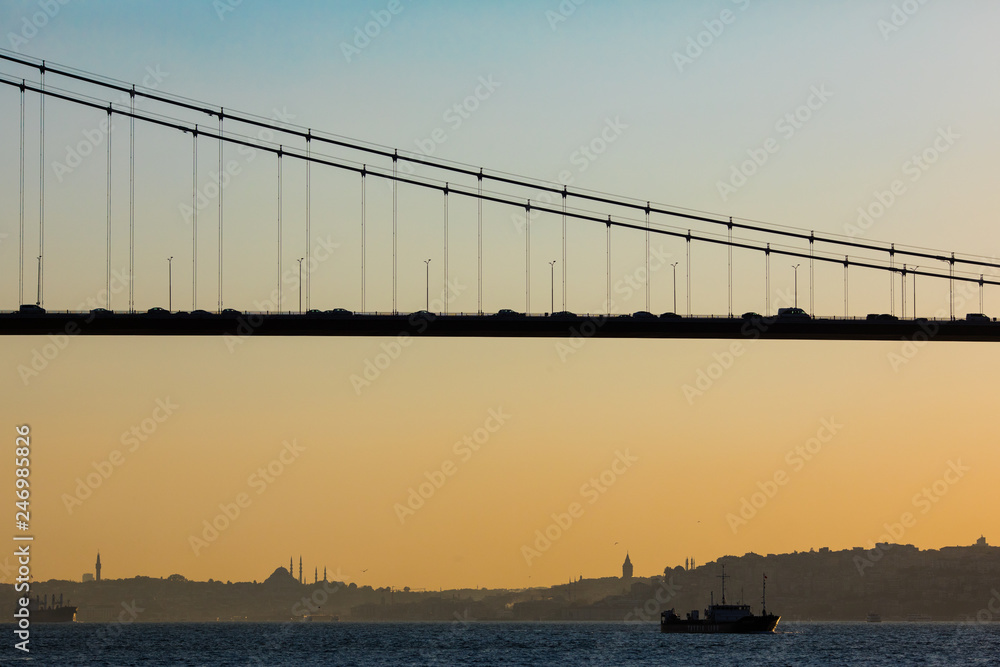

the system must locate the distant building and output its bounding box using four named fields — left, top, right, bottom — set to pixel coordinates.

left=977, top=536, right=989, bottom=547
left=264, top=567, right=298, bottom=587
left=82, top=573, right=94, bottom=583
left=95, top=552, right=102, bottom=582
left=622, top=553, right=633, bottom=579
